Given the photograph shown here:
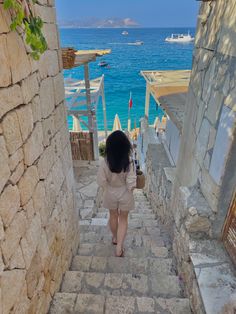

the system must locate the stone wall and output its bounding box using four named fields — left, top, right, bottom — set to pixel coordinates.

left=174, top=1, right=236, bottom=310
left=0, top=1, right=79, bottom=313
left=143, top=1, right=236, bottom=313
